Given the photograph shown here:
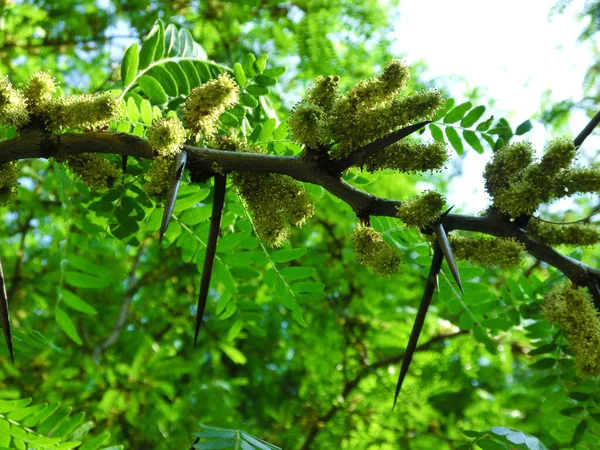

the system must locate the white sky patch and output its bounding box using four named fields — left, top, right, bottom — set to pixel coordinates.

left=389, top=0, right=596, bottom=213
